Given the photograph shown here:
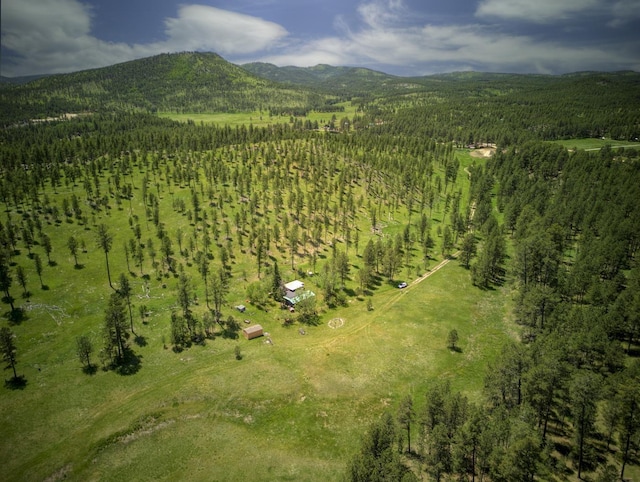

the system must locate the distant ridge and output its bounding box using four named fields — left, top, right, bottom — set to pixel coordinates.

left=0, top=74, right=51, bottom=85
left=241, top=62, right=403, bottom=94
